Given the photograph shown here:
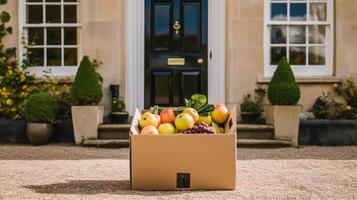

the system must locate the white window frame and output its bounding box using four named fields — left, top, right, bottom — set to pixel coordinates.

left=18, top=0, right=81, bottom=77
left=264, top=0, right=334, bottom=77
